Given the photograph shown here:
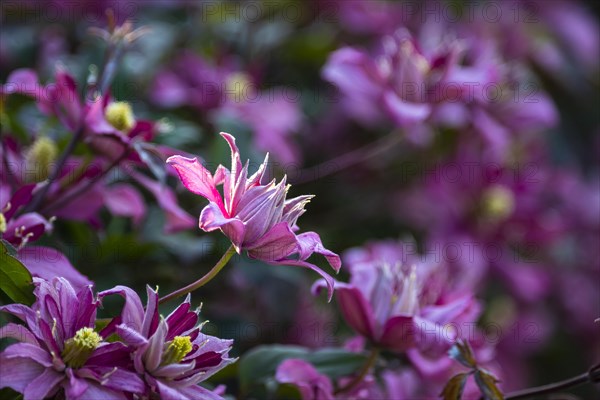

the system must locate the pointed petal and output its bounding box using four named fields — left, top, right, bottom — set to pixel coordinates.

left=144, top=319, right=168, bottom=372
left=142, top=286, right=160, bottom=338
left=379, top=315, right=416, bottom=352
left=199, top=202, right=245, bottom=250
left=178, top=384, right=226, bottom=400
left=334, top=284, right=378, bottom=336
left=24, top=368, right=63, bottom=400
left=98, top=286, right=145, bottom=334
left=296, top=232, right=341, bottom=272
left=382, top=90, right=431, bottom=126
left=166, top=155, right=222, bottom=206
left=245, top=222, right=297, bottom=261
left=2, top=343, right=53, bottom=367
left=0, top=323, right=38, bottom=346
left=0, top=351, right=46, bottom=393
